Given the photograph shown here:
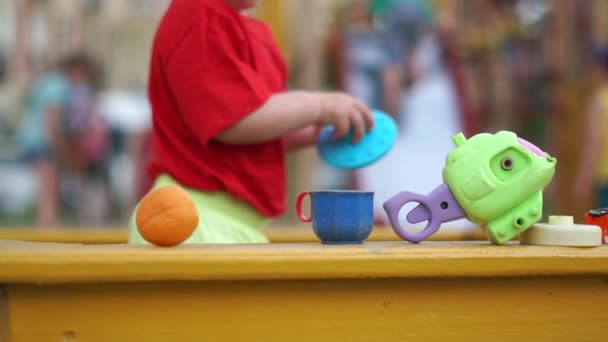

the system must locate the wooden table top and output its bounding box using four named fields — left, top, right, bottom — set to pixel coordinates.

left=0, top=240, right=606, bottom=284
left=0, top=225, right=486, bottom=244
